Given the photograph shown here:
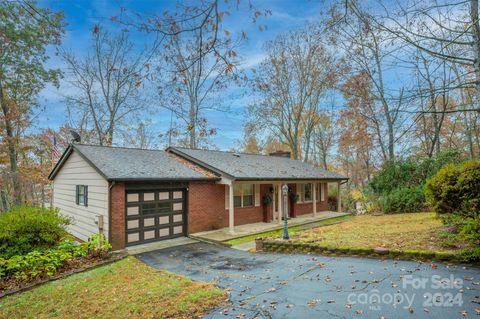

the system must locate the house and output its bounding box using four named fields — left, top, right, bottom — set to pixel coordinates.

left=48, top=144, right=348, bottom=250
